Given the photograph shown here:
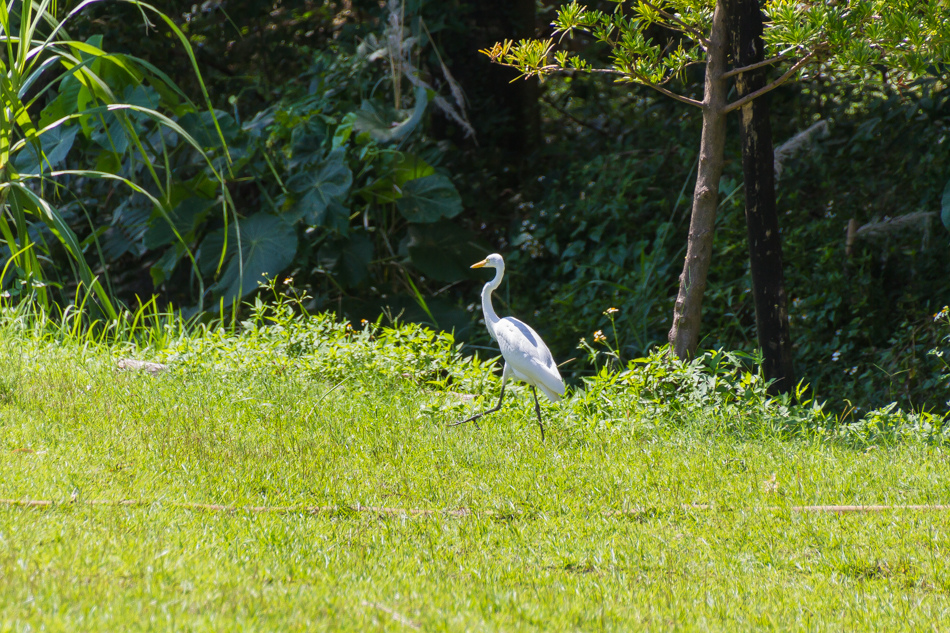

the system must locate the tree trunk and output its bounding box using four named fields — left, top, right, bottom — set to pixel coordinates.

left=668, top=1, right=730, bottom=359
left=728, top=0, right=796, bottom=395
